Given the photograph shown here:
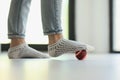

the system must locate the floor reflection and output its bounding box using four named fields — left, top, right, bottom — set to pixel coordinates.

left=0, top=53, right=120, bottom=80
